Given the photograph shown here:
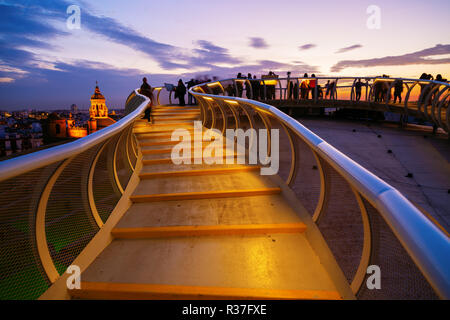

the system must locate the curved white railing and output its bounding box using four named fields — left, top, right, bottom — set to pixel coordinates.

left=0, top=89, right=150, bottom=182
left=192, top=76, right=450, bottom=132
left=0, top=88, right=154, bottom=299
left=190, top=80, right=450, bottom=299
